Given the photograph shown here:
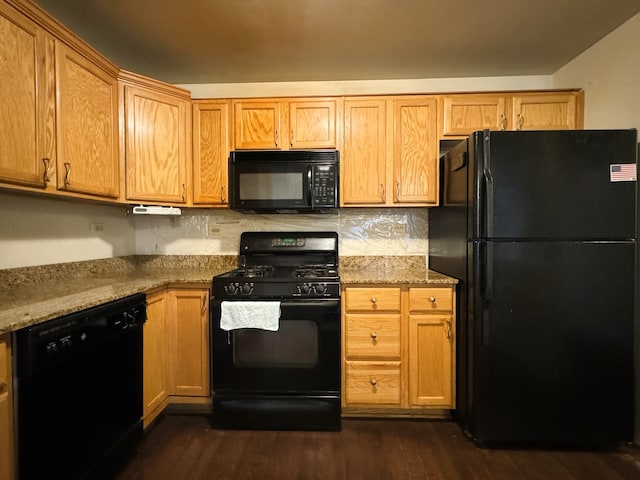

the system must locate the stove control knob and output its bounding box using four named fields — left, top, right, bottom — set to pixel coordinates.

left=241, top=283, right=253, bottom=294
left=226, top=283, right=237, bottom=295
left=300, top=283, right=310, bottom=295
left=315, top=283, right=326, bottom=295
